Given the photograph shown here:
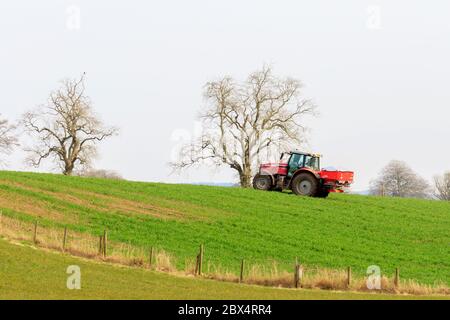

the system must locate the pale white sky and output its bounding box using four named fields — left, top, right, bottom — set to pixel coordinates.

left=1, top=0, right=449, bottom=191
